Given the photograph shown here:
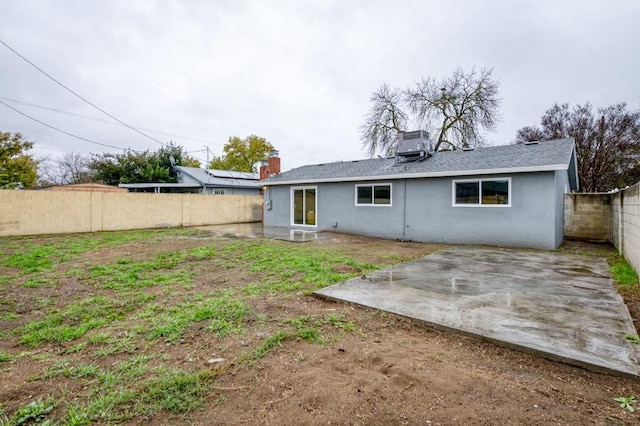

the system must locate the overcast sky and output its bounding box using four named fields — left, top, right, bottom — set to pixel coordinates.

left=1, top=0, right=639, bottom=172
